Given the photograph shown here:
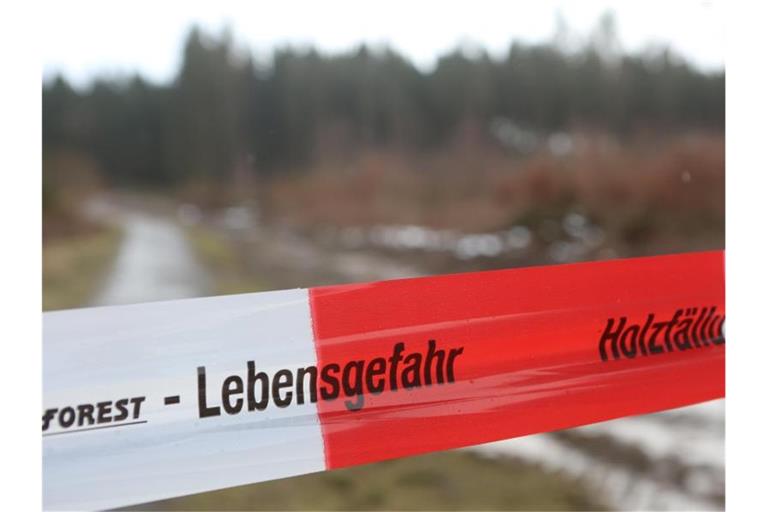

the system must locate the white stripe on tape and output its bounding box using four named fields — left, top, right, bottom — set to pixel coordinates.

left=43, top=290, right=325, bottom=510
